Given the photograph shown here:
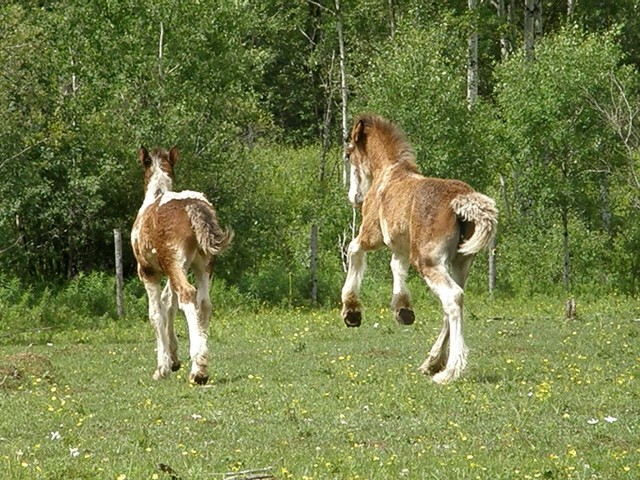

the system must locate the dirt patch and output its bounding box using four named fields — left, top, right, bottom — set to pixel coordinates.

left=0, top=352, right=54, bottom=390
